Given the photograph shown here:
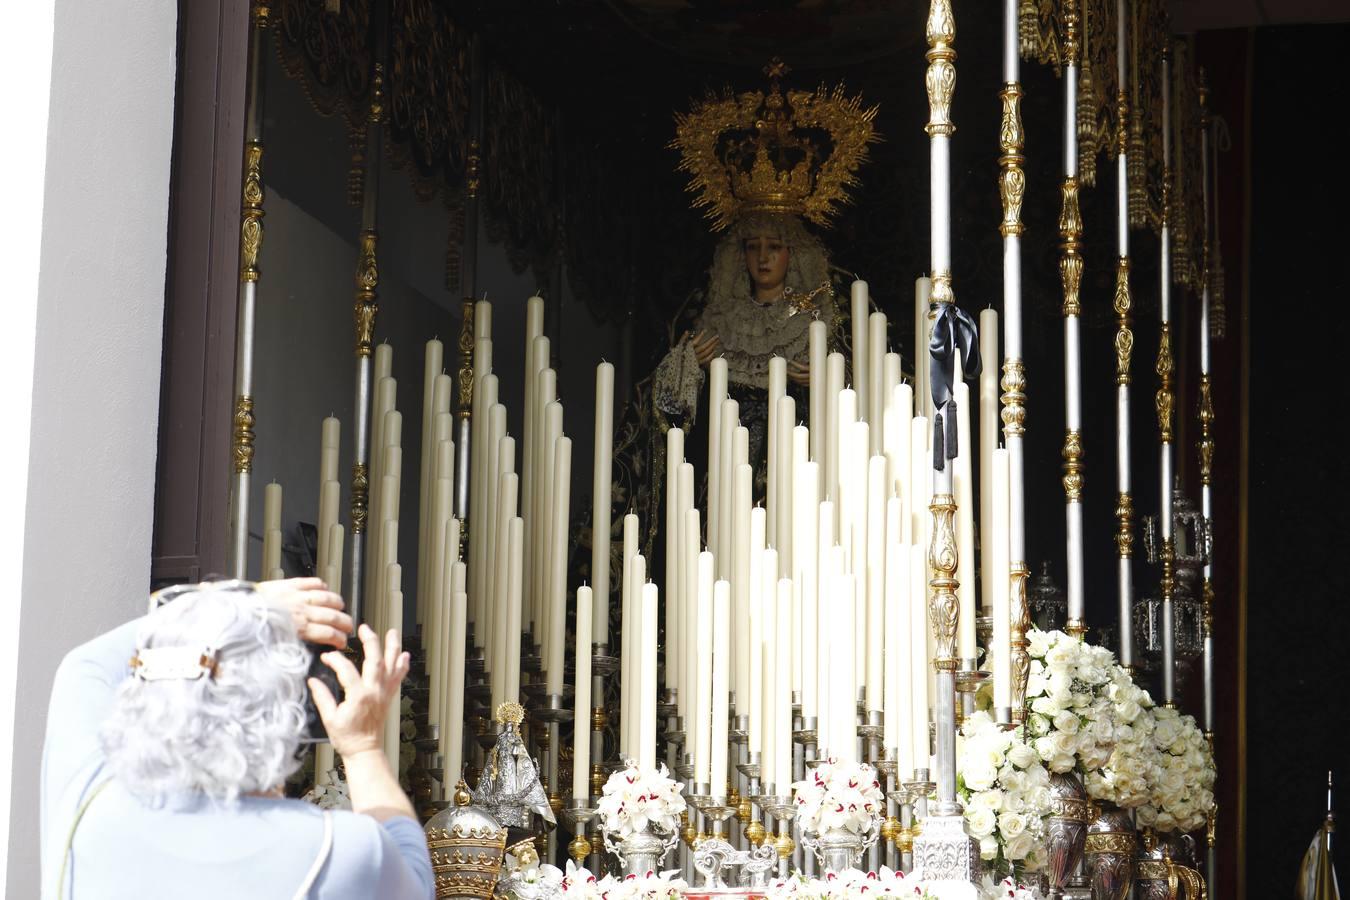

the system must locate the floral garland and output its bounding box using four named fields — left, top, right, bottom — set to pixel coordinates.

left=957, top=711, right=1053, bottom=875
left=766, top=866, right=932, bottom=898
left=791, top=759, right=885, bottom=837
left=597, top=761, right=687, bottom=838
left=1084, top=665, right=1159, bottom=809
left=1023, top=630, right=1116, bottom=775
left=1136, top=707, right=1215, bottom=833
left=530, top=863, right=687, bottom=900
